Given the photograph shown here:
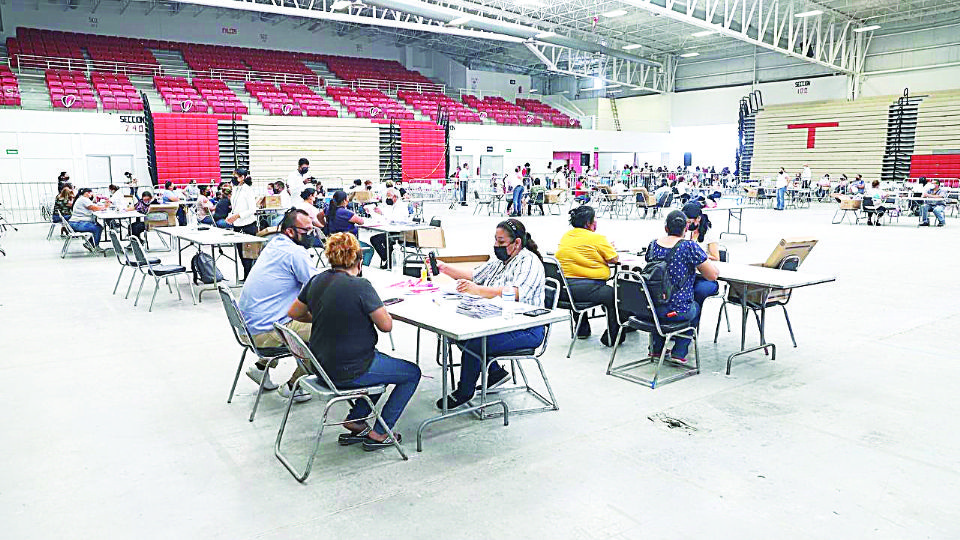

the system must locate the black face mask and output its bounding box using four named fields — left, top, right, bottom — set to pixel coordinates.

left=493, top=245, right=510, bottom=262
left=295, top=231, right=315, bottom=249
left=300, top=167, right=309, bottom=175
left=386, top=198, right=395, bottom=206
left=231, top=179, right=240, bottom=186
left=688, top=221, right=698, bottom=231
